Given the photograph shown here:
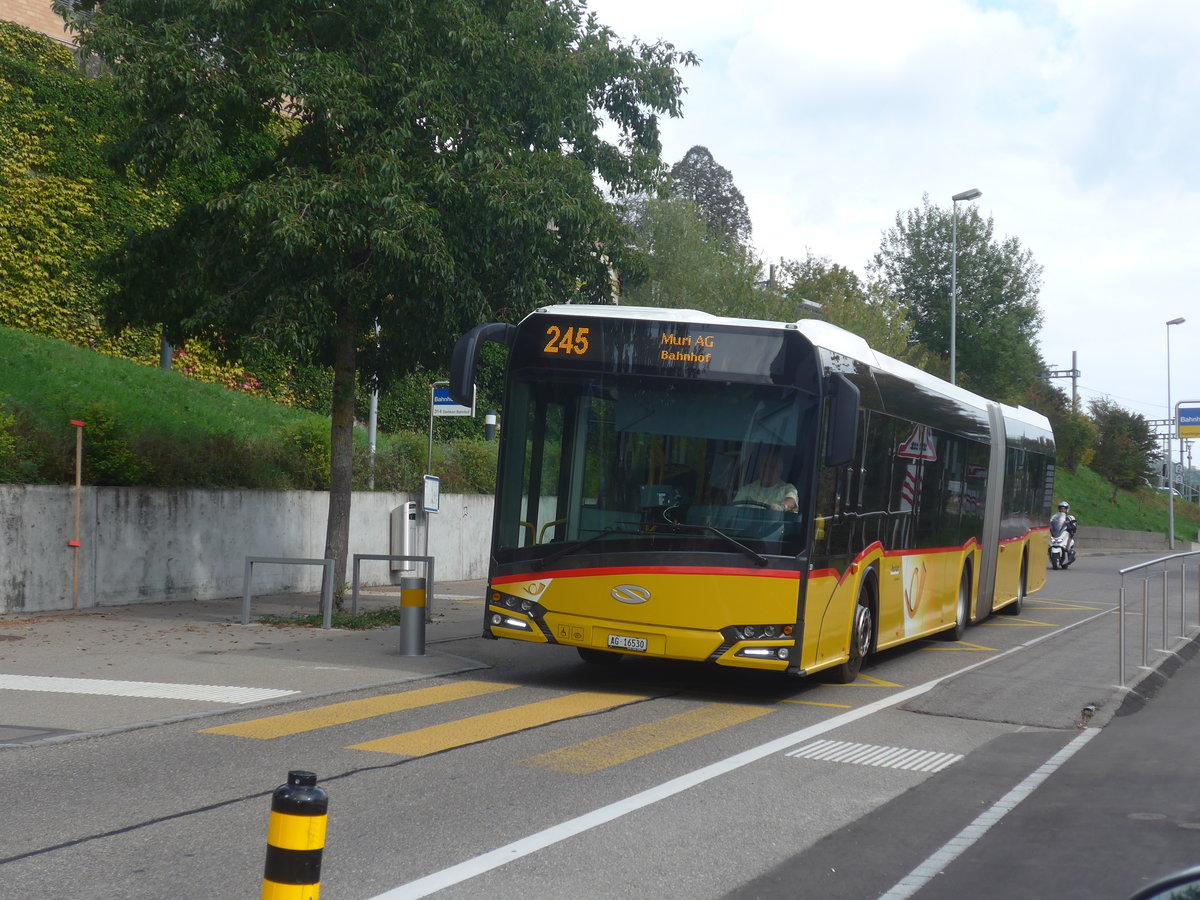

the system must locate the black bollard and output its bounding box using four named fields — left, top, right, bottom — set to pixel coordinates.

left=262, top=770, right=328, bottom=899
